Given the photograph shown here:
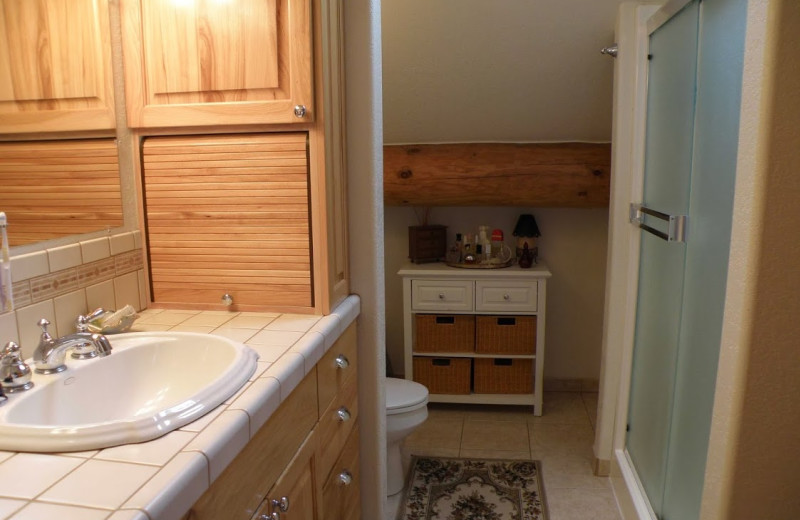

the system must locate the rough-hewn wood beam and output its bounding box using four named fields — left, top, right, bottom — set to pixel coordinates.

left=384, top=142, right=611, bottom=207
